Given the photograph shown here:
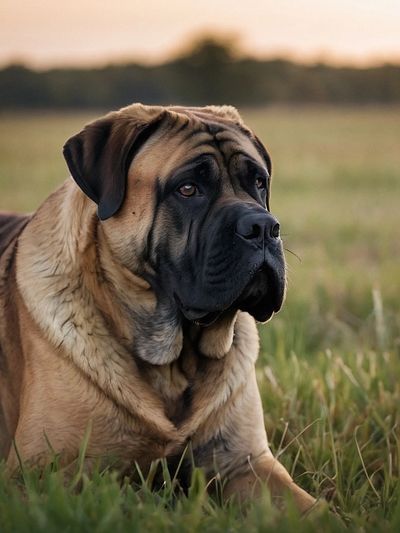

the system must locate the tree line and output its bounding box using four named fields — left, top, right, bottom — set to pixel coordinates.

left=1, top=38, right=399, bottom=109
